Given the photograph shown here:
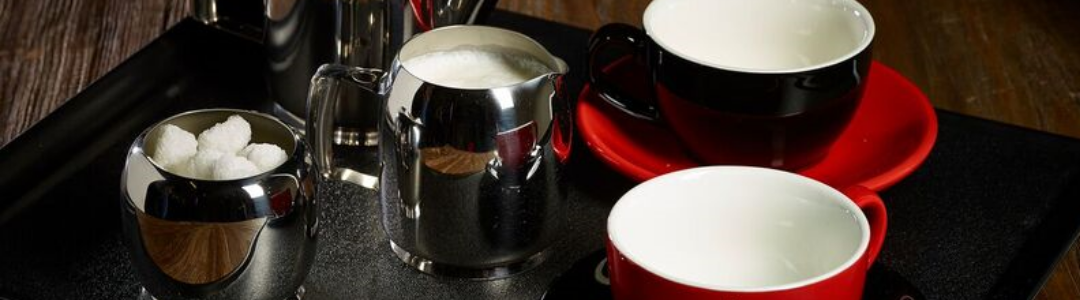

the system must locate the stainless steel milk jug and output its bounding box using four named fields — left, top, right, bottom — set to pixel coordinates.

left=306, top=26, right=573, bottom=279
